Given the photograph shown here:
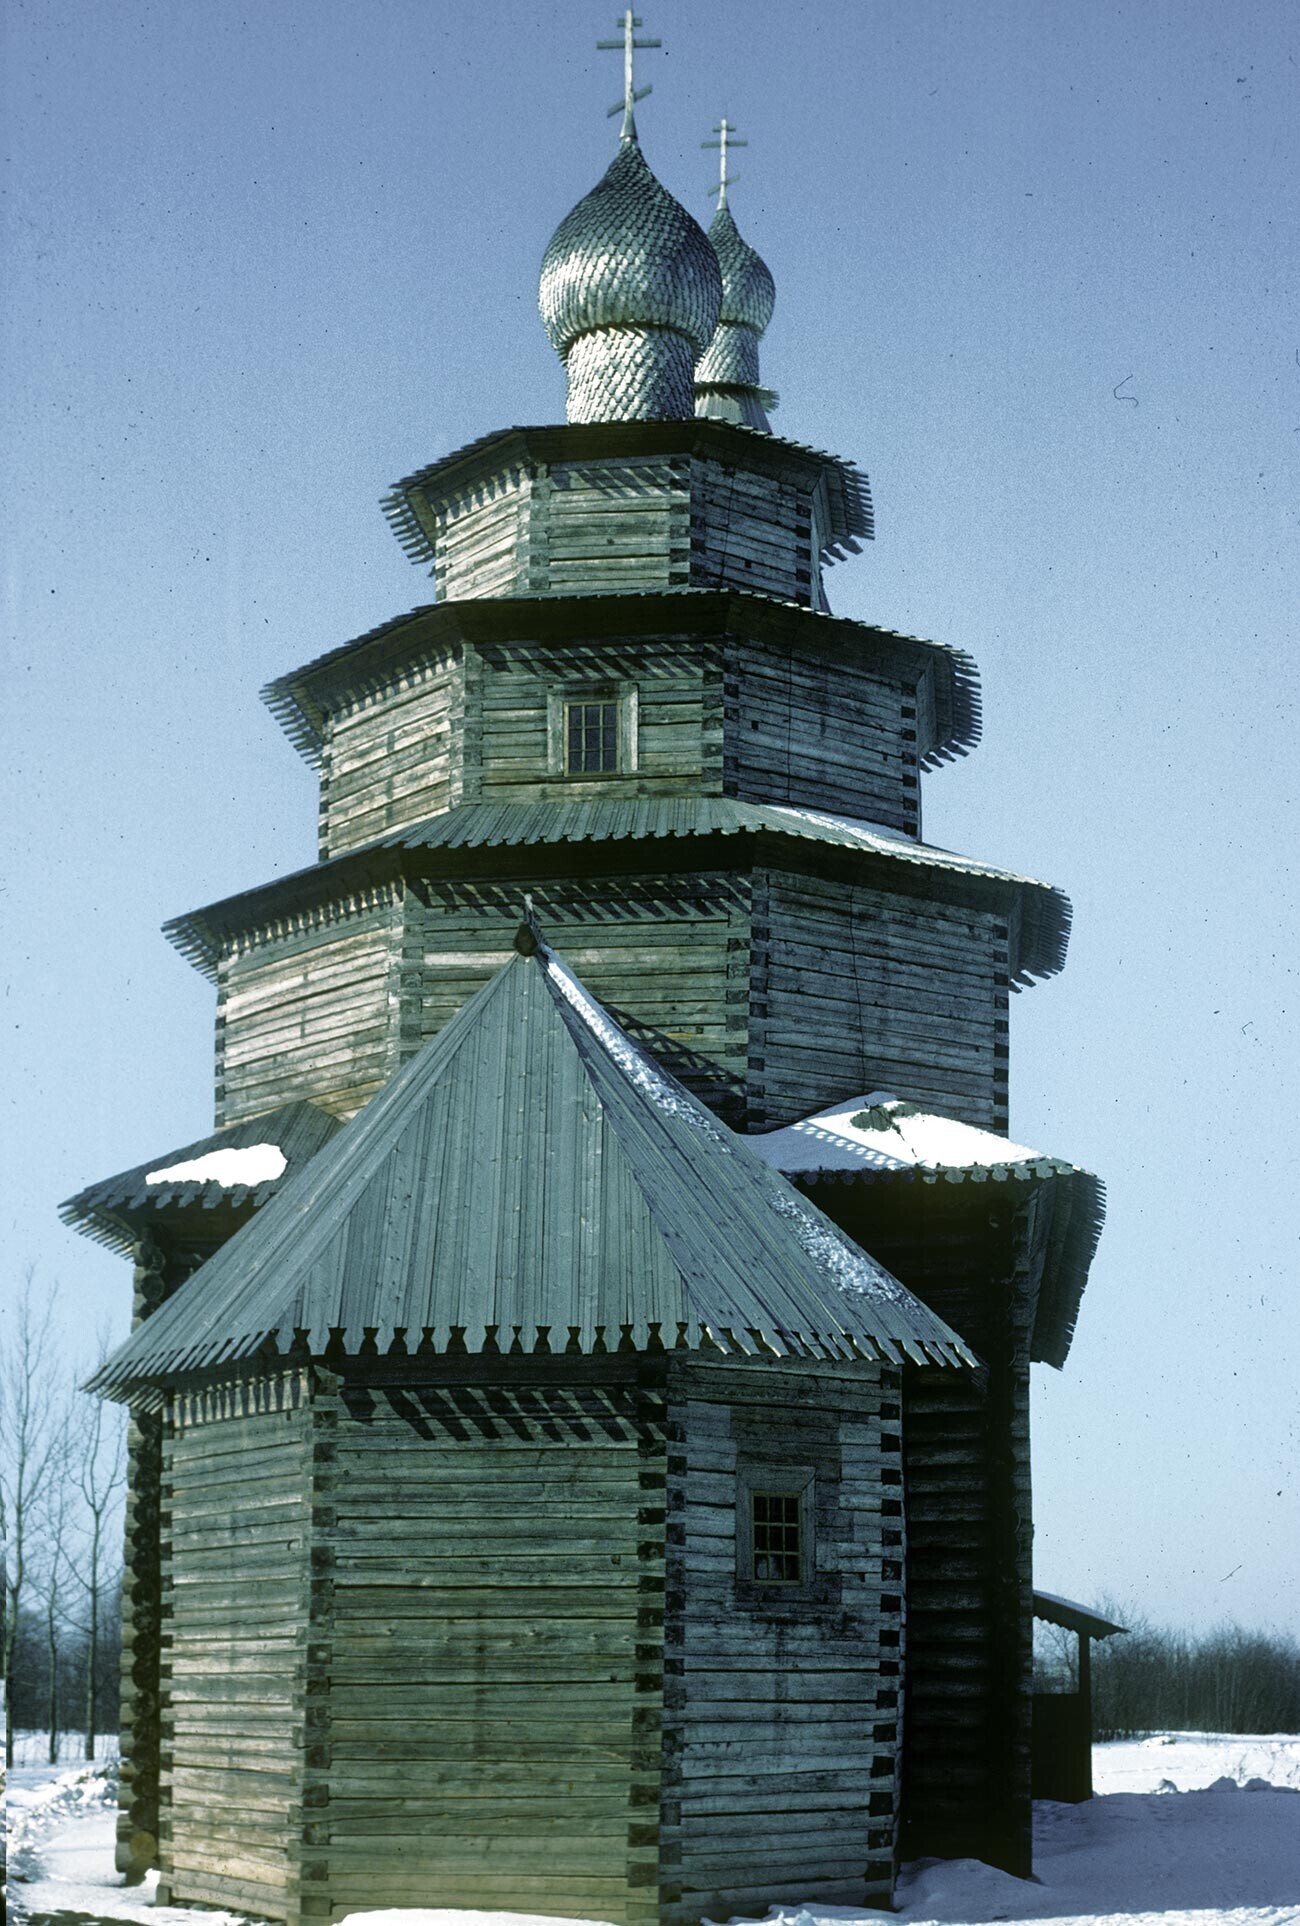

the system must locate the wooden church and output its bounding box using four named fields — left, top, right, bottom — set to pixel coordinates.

left=70, top=20, right=1104, bottom=1924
